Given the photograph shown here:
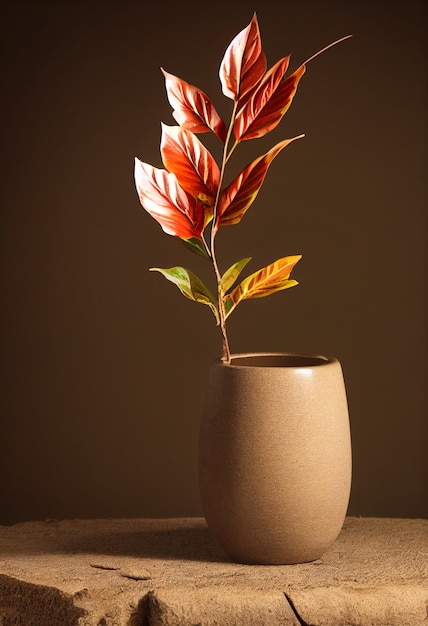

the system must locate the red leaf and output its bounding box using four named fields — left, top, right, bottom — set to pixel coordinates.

left=161, top=68, right=227, bottom=143
left=219, top=13, right=266, bottom=101
left=134, top=158, right=206, bottom=240
left=160, top=124, right=220, bottom=207
left=238, top=55, right=289, bottom=110
left=235, top=63, right=306, bottom=141
left=217, top=135, right=304, bottom=226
